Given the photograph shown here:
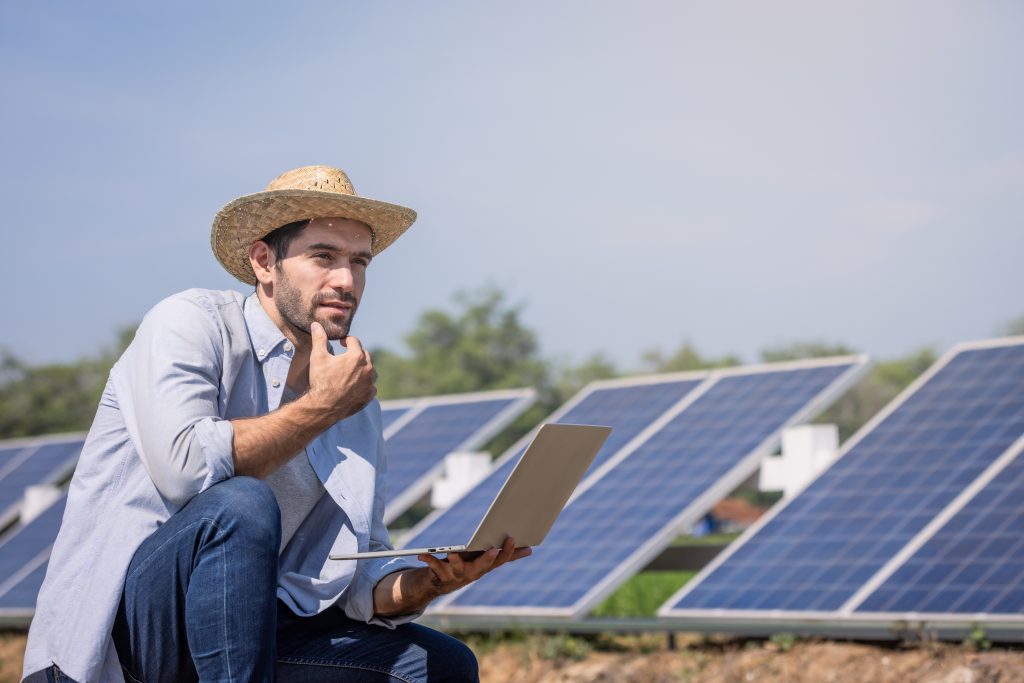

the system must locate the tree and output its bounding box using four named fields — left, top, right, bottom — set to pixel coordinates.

left=372, top=286, right=549, bottom=400
left=998, top=316, right=1024, bottom=337
left=759, top=341, right=857, bottom=363
left=641, top=341, right=740, bottom=373
left=0, top=326, right=136, bottom=438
